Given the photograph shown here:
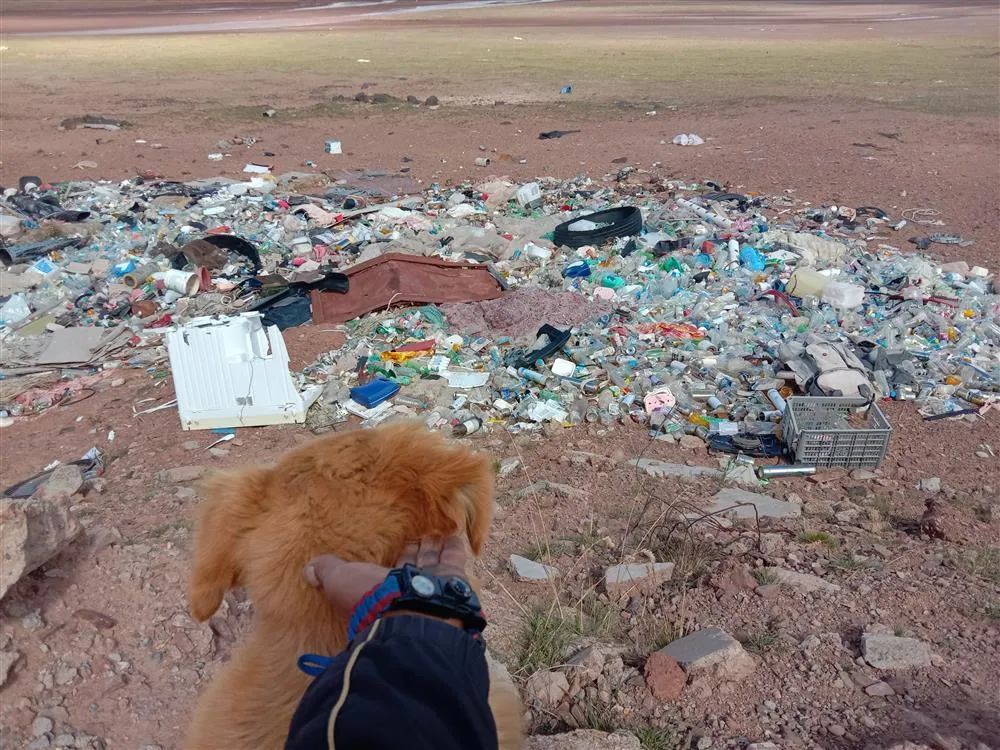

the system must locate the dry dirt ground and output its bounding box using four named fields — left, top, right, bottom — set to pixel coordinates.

left=1, top=2, right=999, bottom=749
